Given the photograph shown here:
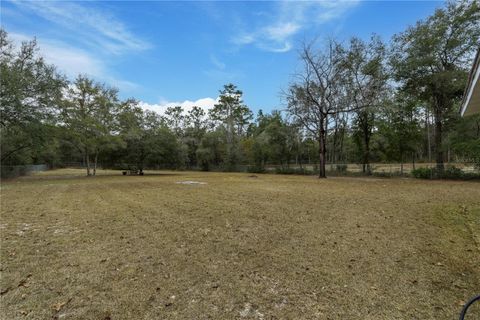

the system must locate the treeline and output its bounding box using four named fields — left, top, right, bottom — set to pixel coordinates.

left=1, top=1, right=479, bottom=178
